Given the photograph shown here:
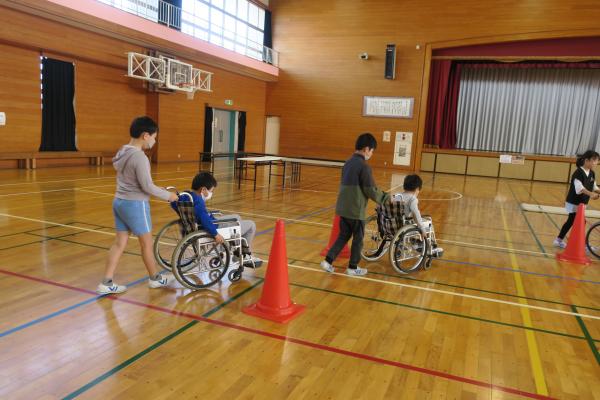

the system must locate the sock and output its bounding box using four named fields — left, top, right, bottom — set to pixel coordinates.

left=325, top=256, right=333, bottom=264
left=102, top=278, right=113, bottom=285
left=348, top=265, right=357, bottom=270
